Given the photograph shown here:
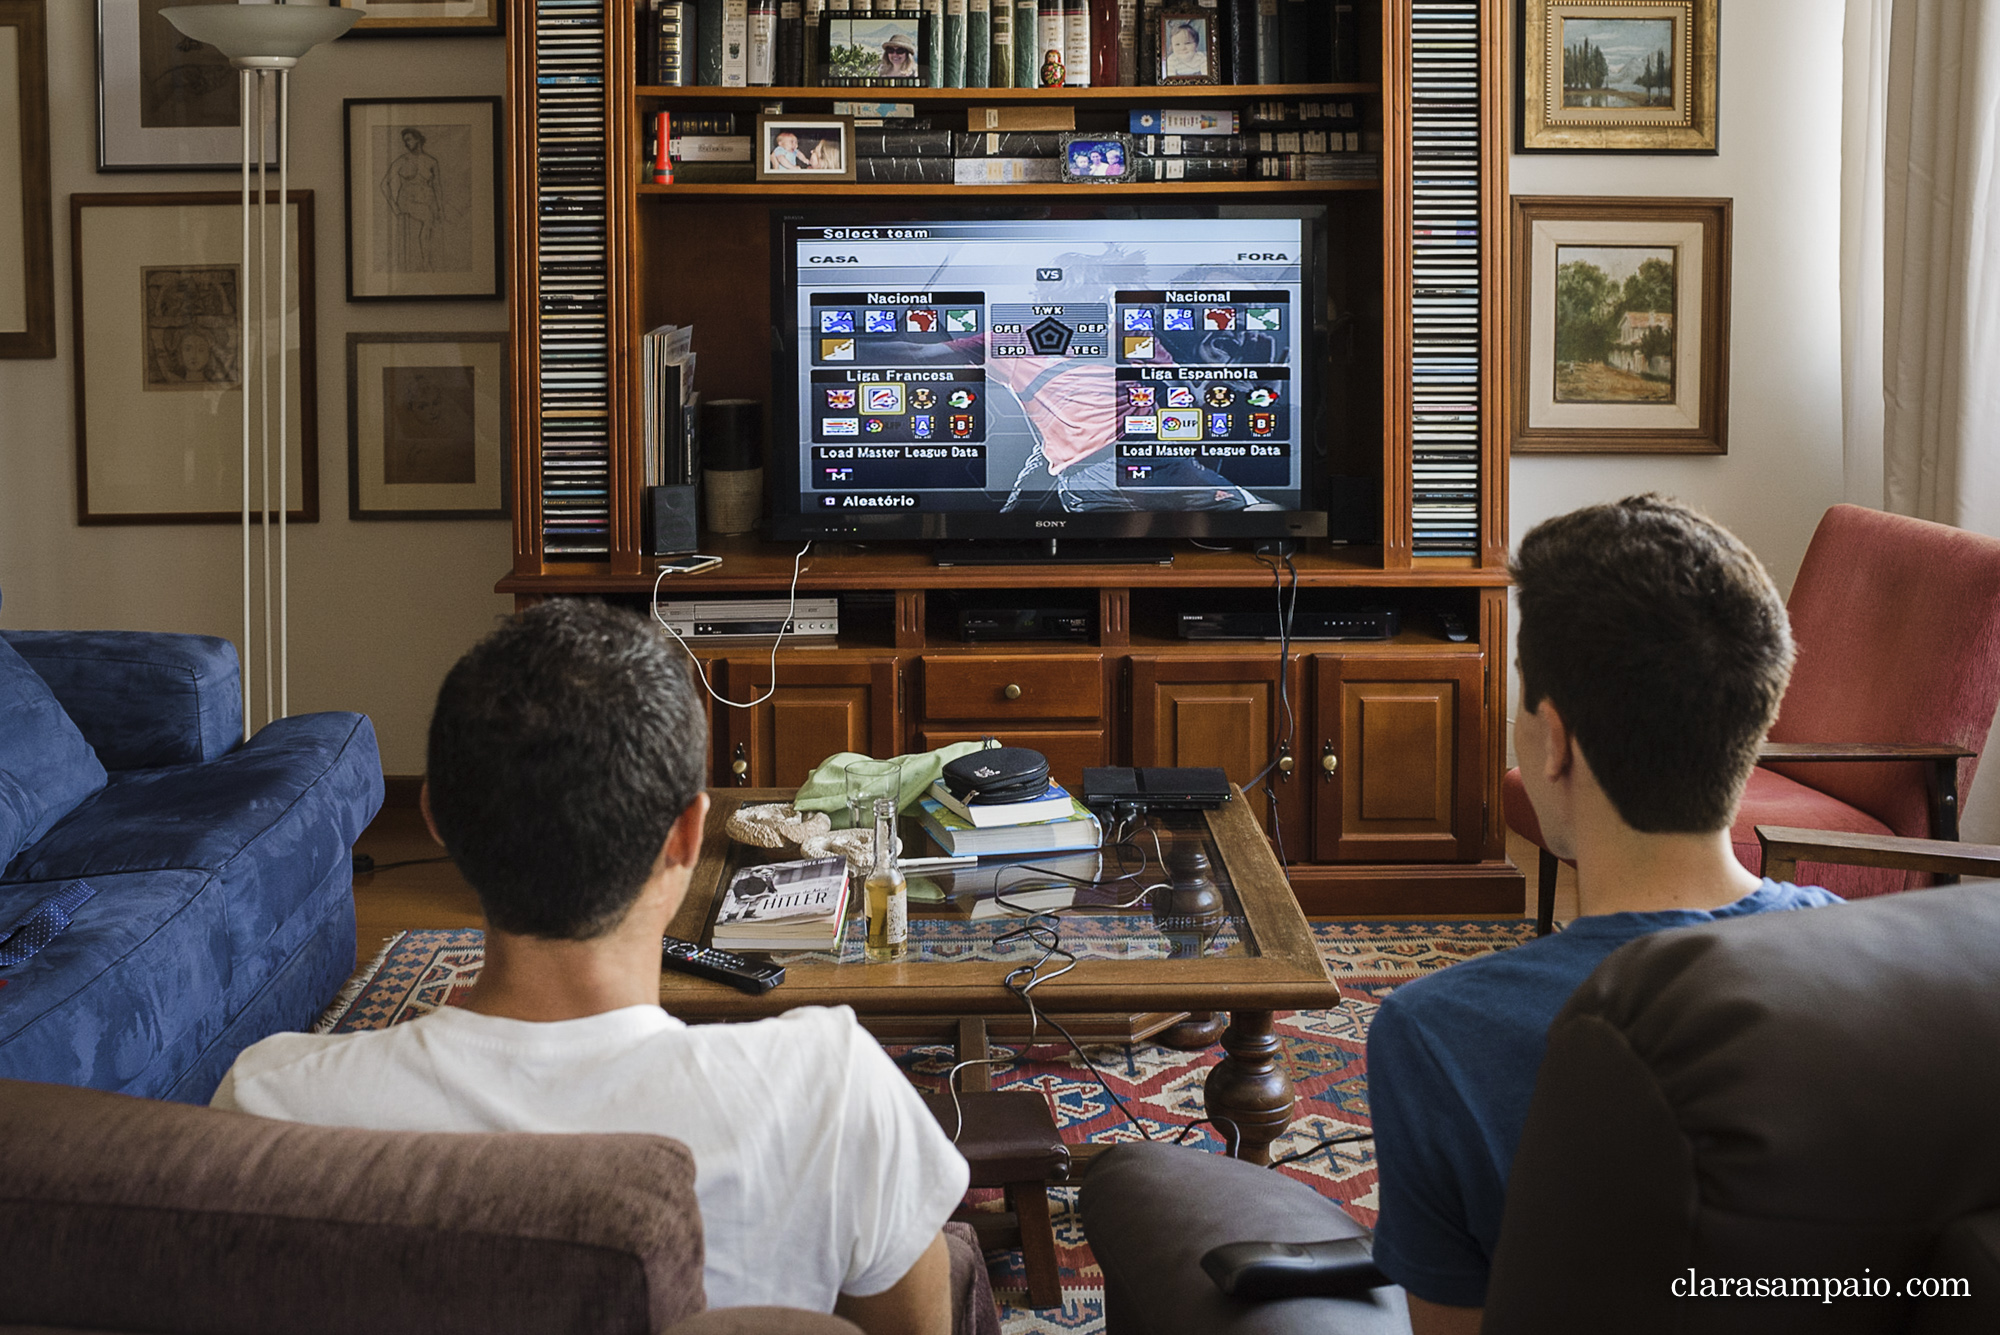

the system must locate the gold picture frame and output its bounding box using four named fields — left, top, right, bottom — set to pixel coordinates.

left=1518, top=0, right=1717, bottom=153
